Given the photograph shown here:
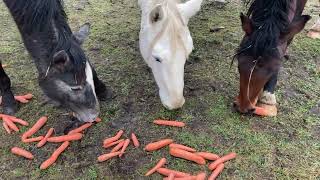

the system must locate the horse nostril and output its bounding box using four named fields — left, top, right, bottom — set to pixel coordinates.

left=248, top=108, right=255, bottom=114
